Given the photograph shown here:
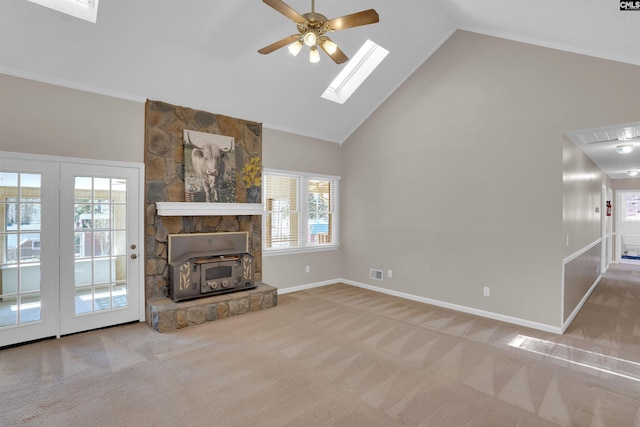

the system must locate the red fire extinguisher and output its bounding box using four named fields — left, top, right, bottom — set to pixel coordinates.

left=606, top=201, right=612, bottom=216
